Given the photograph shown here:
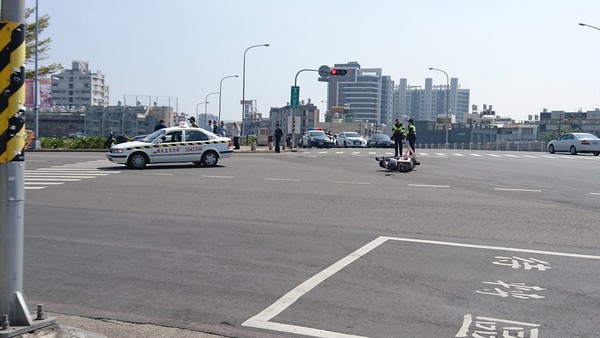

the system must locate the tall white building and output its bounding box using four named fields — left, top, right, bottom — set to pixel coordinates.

left=393, top=78, right=470, bottom=123
left=325, top=62, right=393, bottom=125
left=51, top=60, right=109, bottom=109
